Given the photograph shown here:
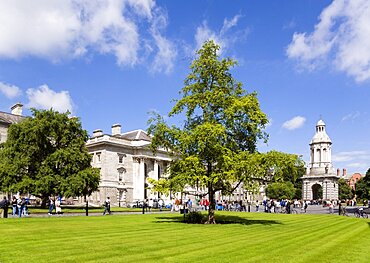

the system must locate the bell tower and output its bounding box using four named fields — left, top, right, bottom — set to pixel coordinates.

left=302, top=119, right=339, bottom=201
